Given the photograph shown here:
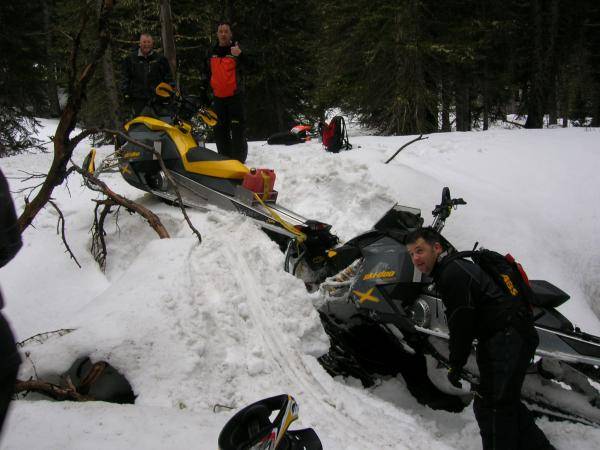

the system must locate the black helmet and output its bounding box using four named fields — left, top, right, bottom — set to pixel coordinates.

left=218, top=394, right=322, bottom=450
